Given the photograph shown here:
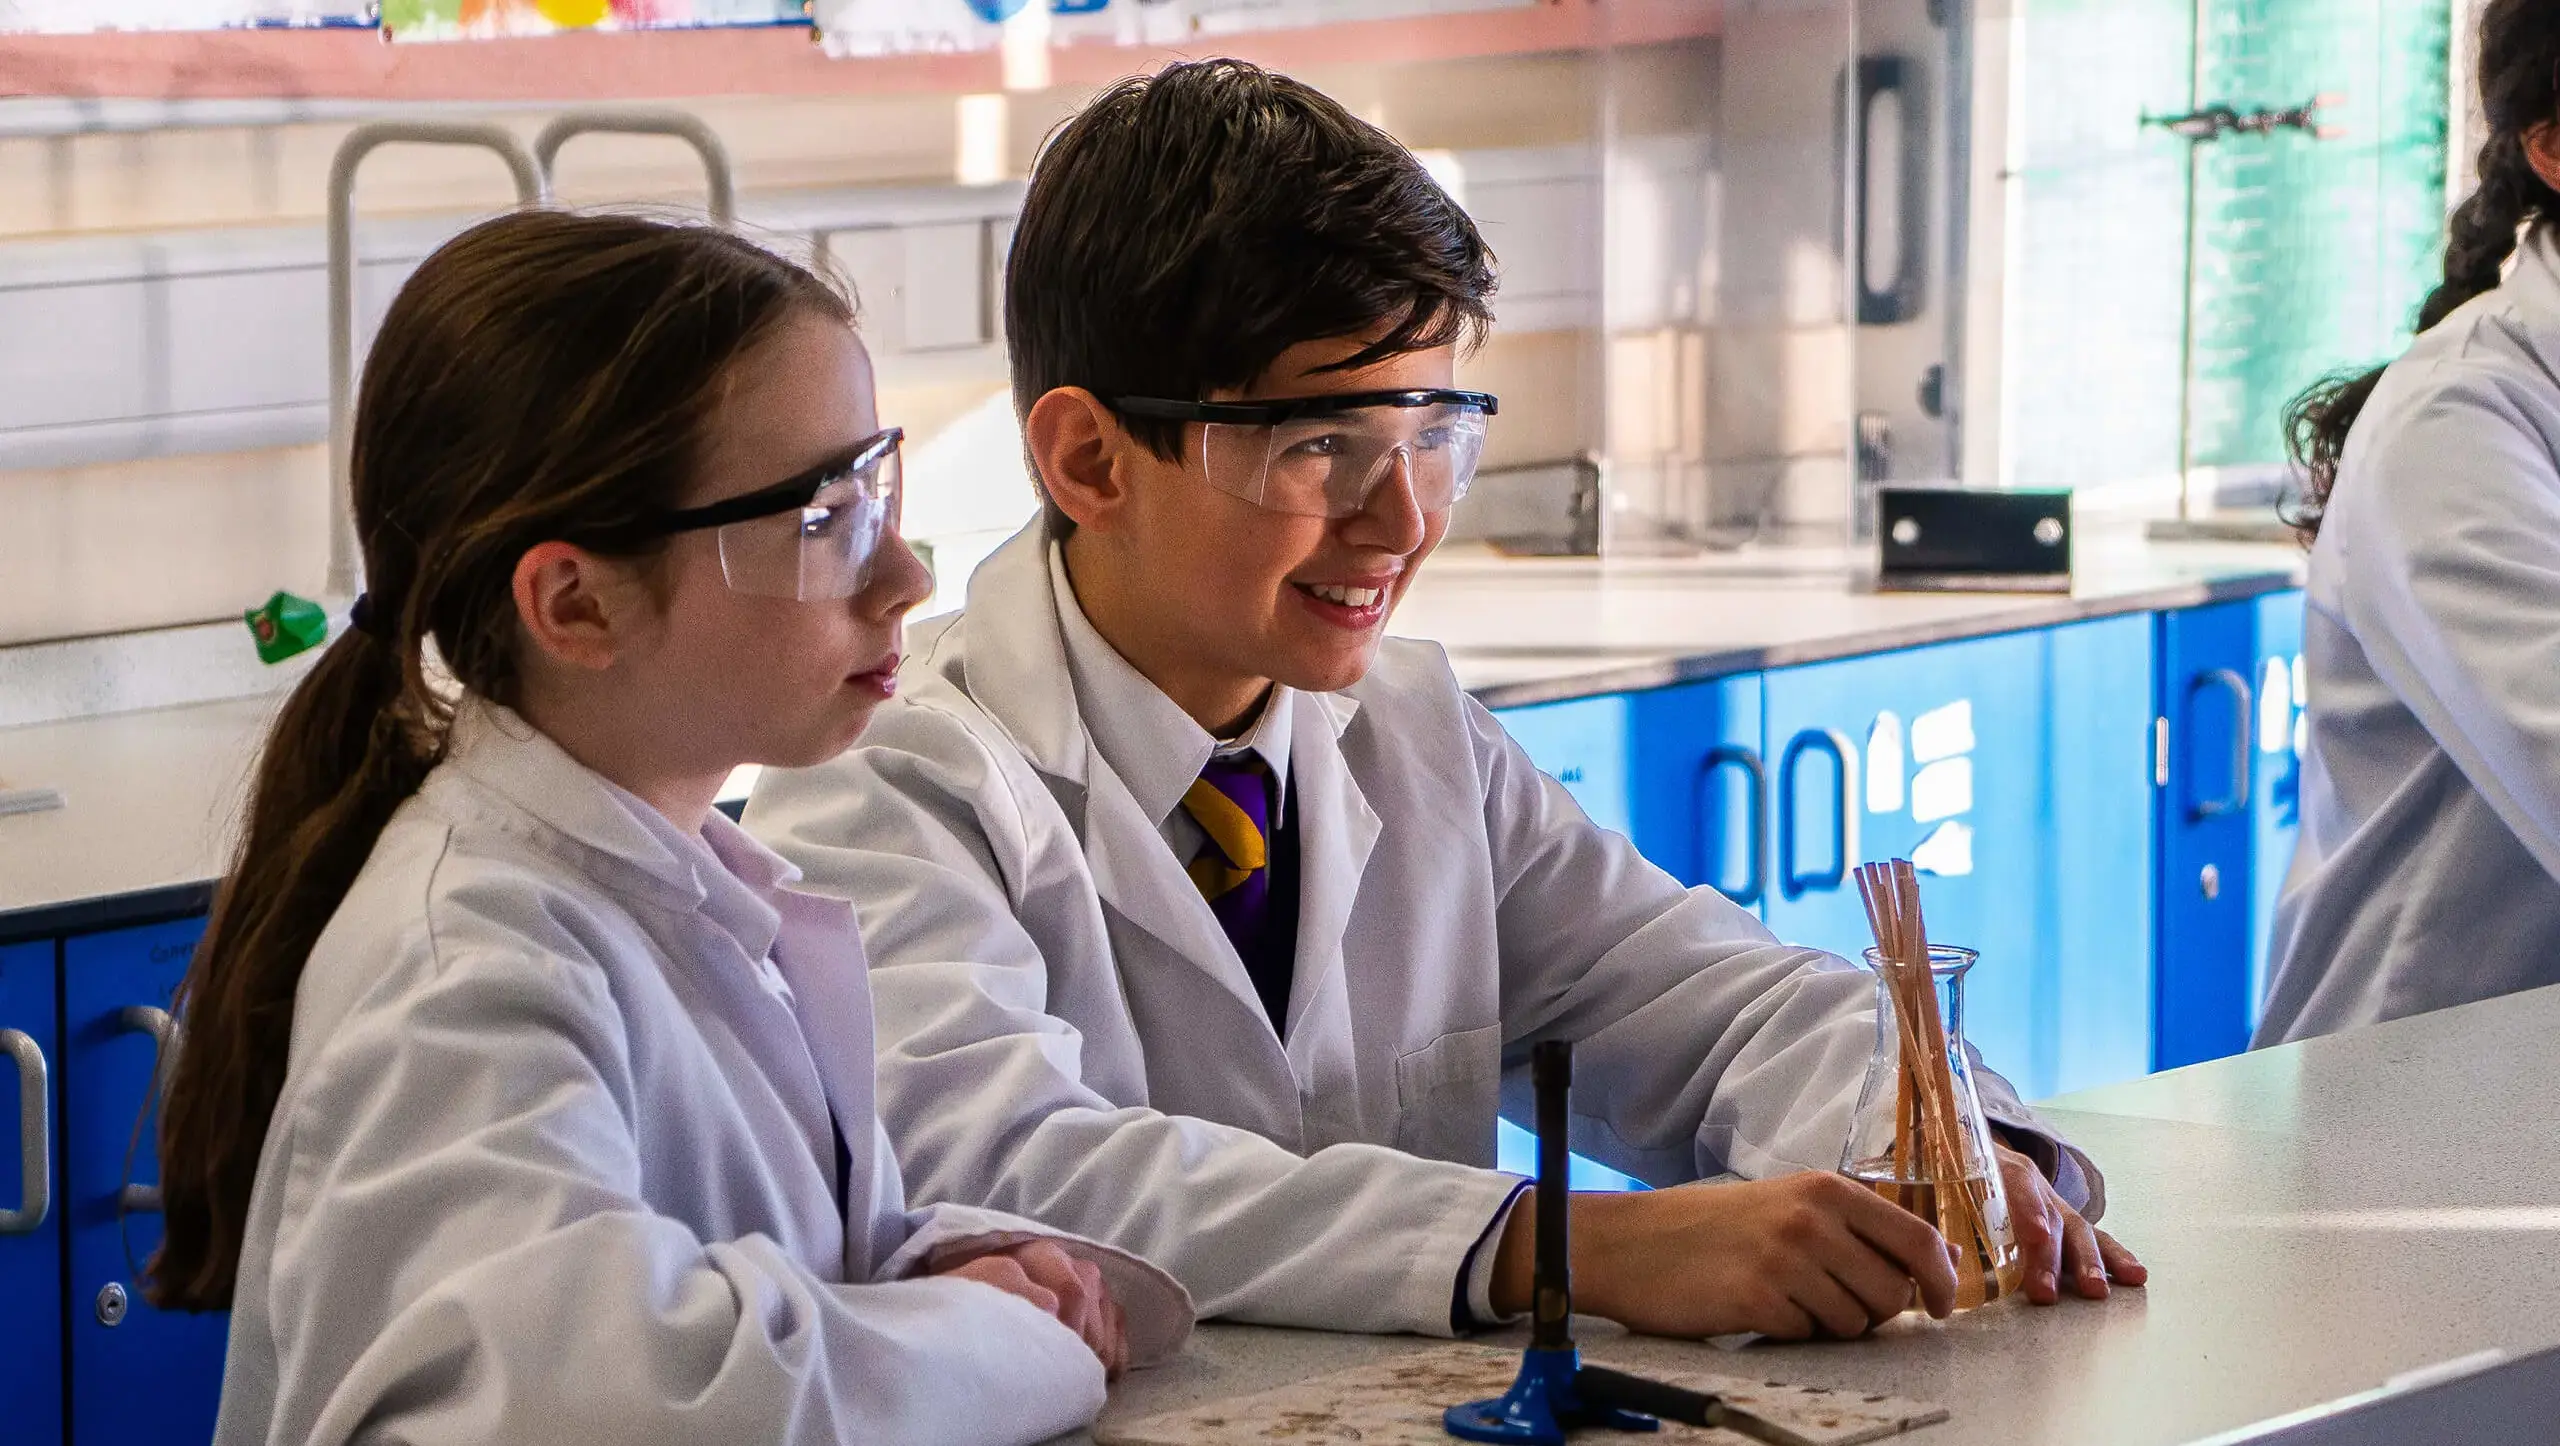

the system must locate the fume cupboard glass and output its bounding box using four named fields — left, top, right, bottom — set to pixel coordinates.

left=1586, top=0, right=1969, bottom=560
